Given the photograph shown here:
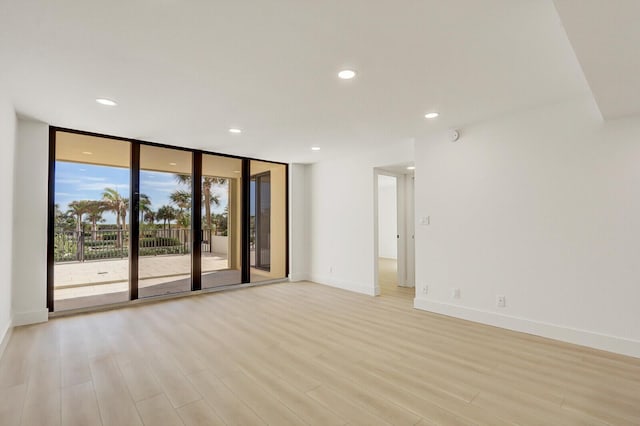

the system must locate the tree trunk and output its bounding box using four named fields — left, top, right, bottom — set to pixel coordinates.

left=115, top=211, right=121, bottom=248
left=204, top=182, right=212, bottom=230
